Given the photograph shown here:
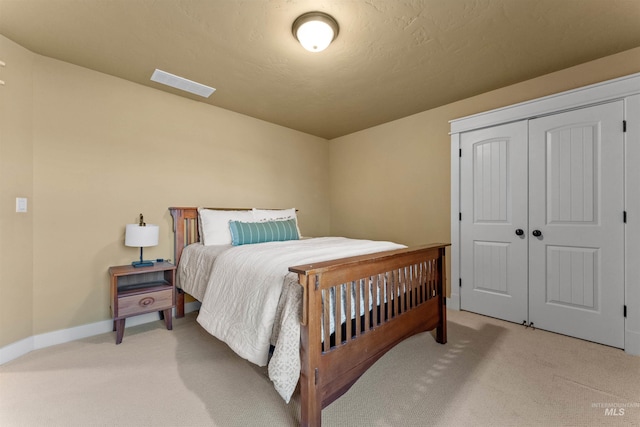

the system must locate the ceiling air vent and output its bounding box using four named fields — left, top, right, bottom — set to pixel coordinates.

left=150, top=69, right=216, bottom=98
